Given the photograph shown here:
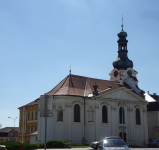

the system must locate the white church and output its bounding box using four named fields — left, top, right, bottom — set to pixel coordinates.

left=36, top=25, right=148, bottom=146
